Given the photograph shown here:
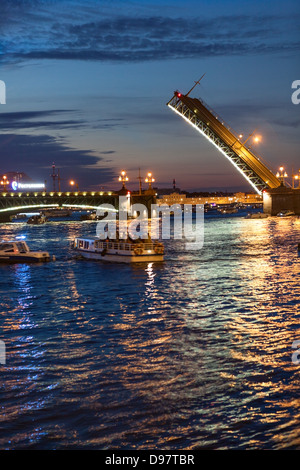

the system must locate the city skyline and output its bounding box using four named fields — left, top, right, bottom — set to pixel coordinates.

left=0, top=0, right=299, bottom=192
